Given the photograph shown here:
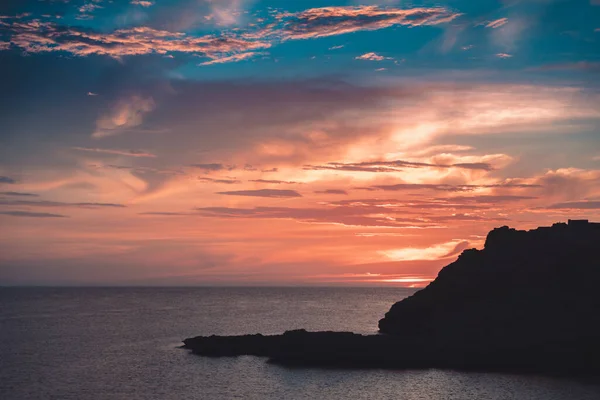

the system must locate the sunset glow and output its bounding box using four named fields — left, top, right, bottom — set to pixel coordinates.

left=1, top=0, right=599, bottom=286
